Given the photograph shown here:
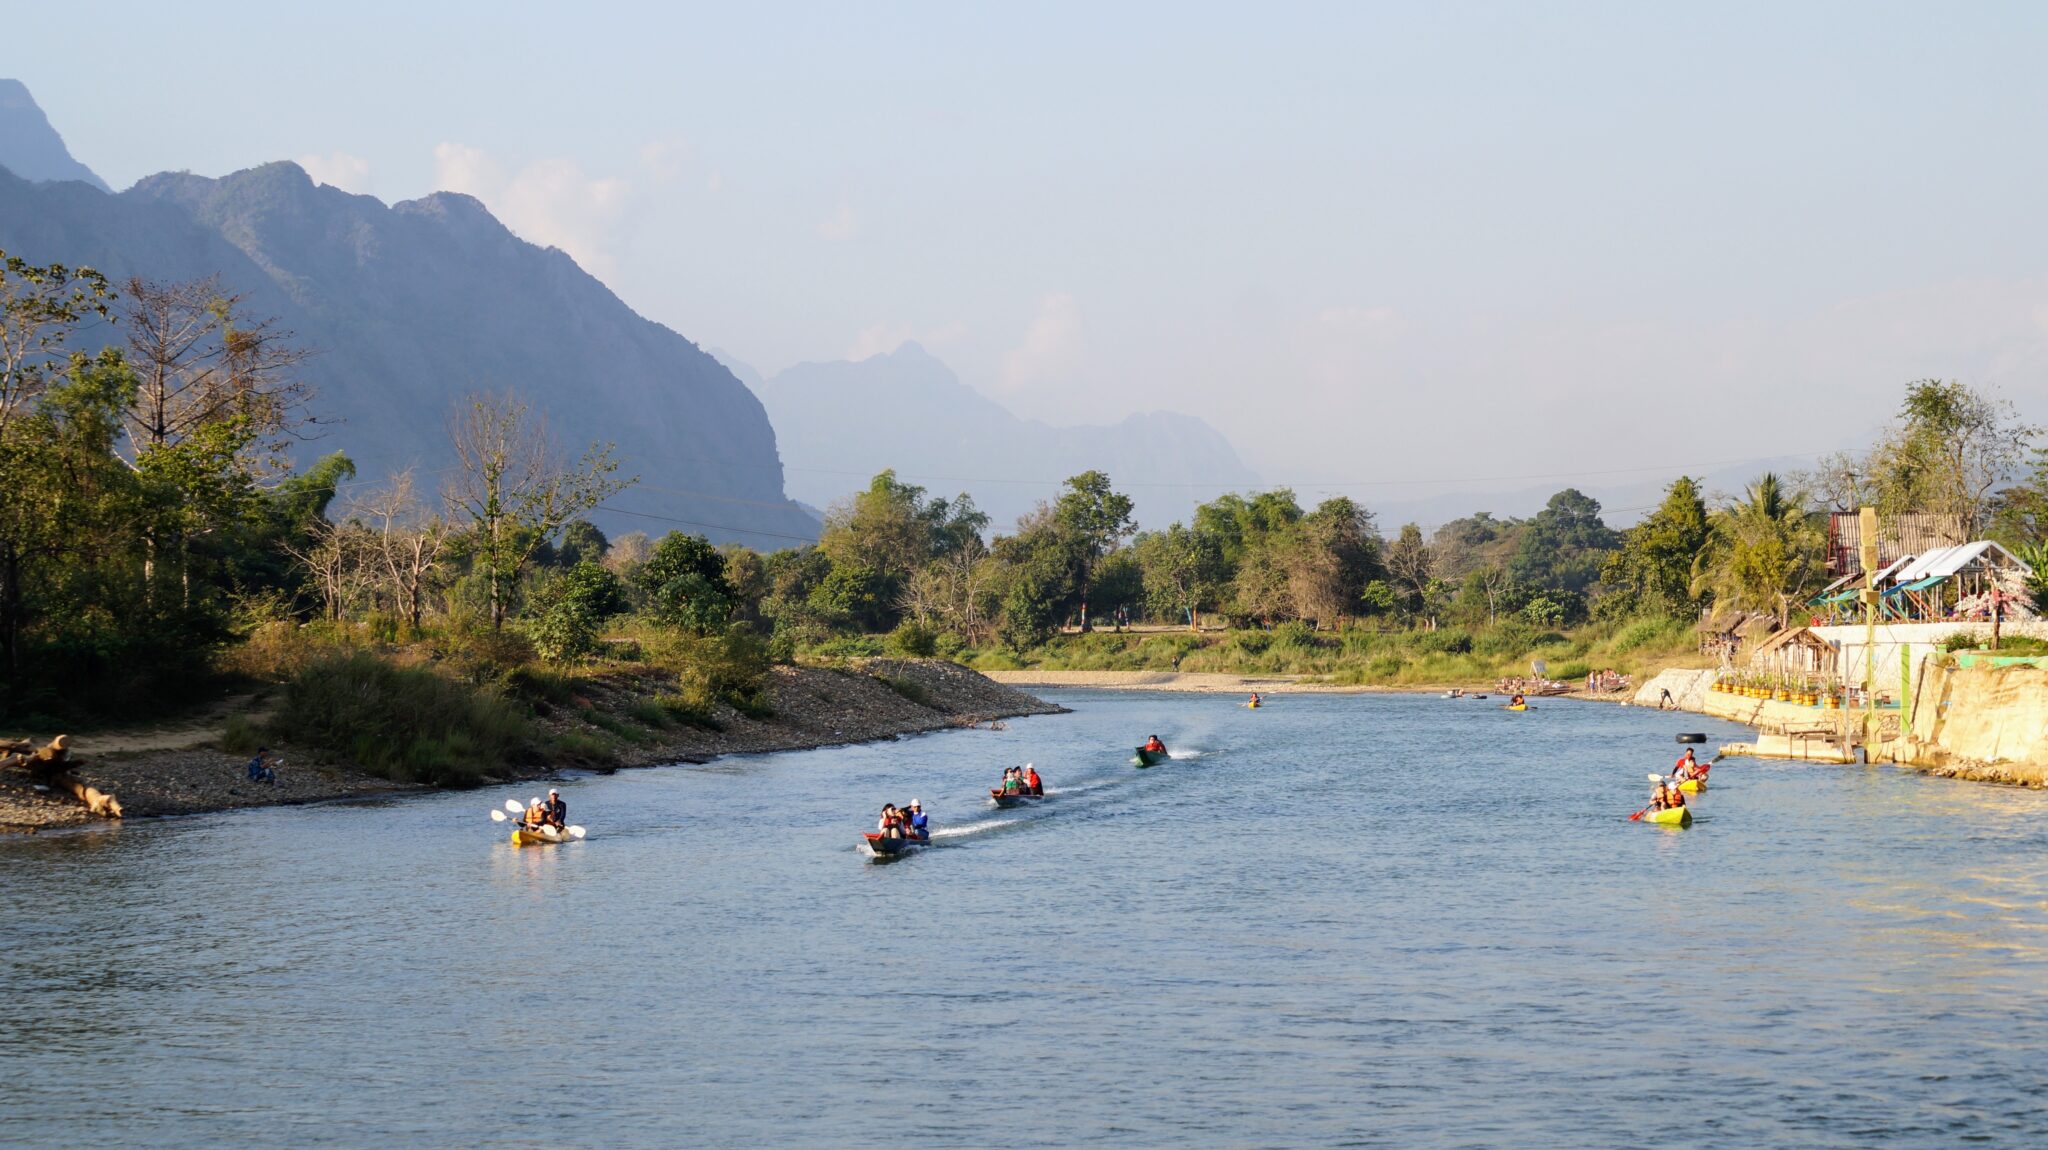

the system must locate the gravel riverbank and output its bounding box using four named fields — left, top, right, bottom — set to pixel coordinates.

left=0, top=659, right=1060, bottom=833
